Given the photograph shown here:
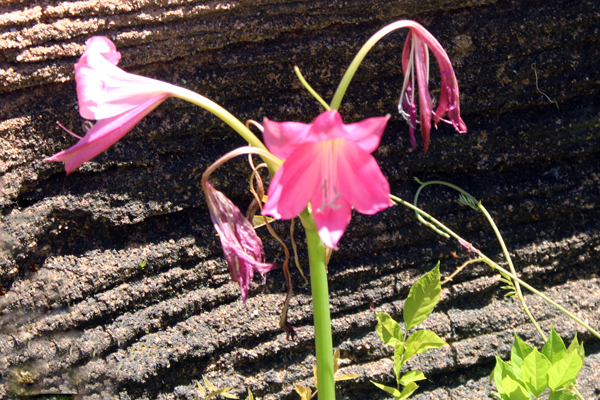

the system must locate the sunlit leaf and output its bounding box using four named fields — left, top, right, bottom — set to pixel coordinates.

left=548, top=390, right=577, bottom=400
left=521, top=348, right=551, bottom=396
left=375, top=312, right=404, bottom=347
left=399, top=370, right=426, bottom=386
left=548, top=351, right=583, bottom=390
left=542, top=326, right=567, bottom=365
left=403, top=262, right=441, bottom=330
left=511, top=334, right=534, bottom=380
left=398, top=382, right=419, bottom=400
left=393, top=344, right=404, bottom=383
left=371, top=381, right=402, bottom=398
left=501, top=375, right=531, bottom=400
left=403, top=330, right=447, bottom=364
